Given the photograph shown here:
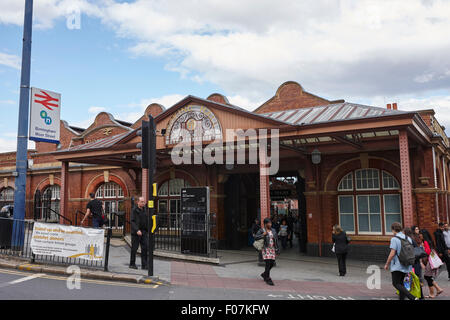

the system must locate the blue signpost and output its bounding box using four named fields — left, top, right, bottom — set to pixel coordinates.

left=12, top=0, right=33, bottom=248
